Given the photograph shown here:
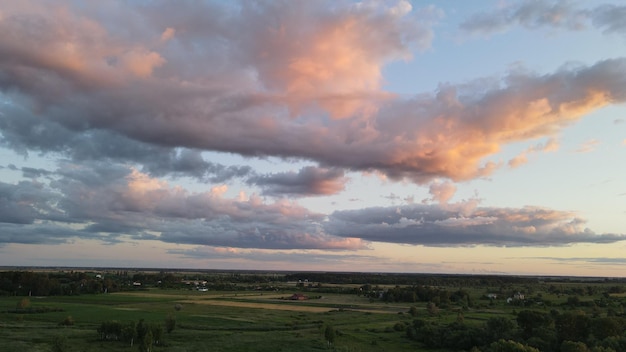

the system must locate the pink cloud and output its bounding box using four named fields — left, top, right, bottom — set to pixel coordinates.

left=0, top=1, right=625, bottom=186
left=508, top=137, right=559, bottom=168
left=424, top=181, right=457, bottom=204
left=508, top=153, right=529, bottom=168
